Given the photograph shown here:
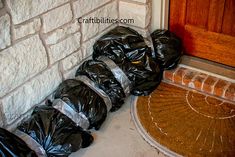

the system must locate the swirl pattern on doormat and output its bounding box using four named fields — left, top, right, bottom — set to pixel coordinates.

left=133, top=82, right=235, bottom=157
